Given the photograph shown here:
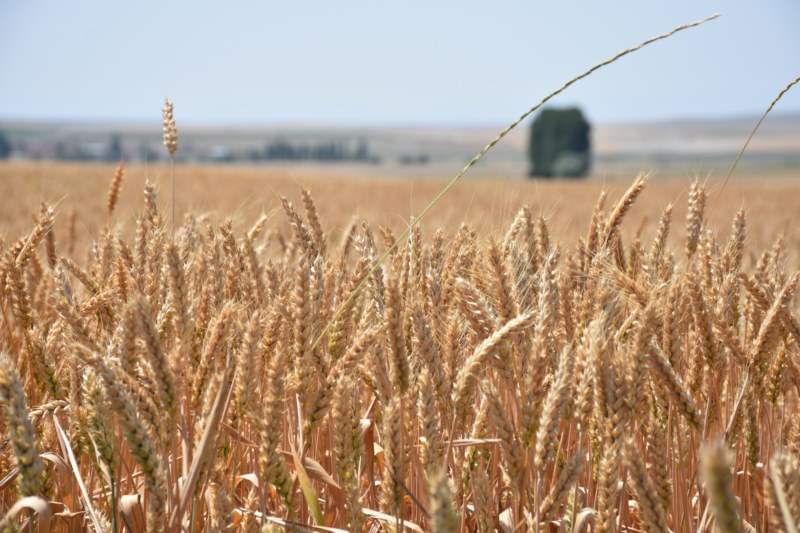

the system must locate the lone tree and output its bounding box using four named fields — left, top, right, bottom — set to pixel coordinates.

left=0, top=132, right=11, bottom=159
left=528, top=107, right=591, bottom=178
